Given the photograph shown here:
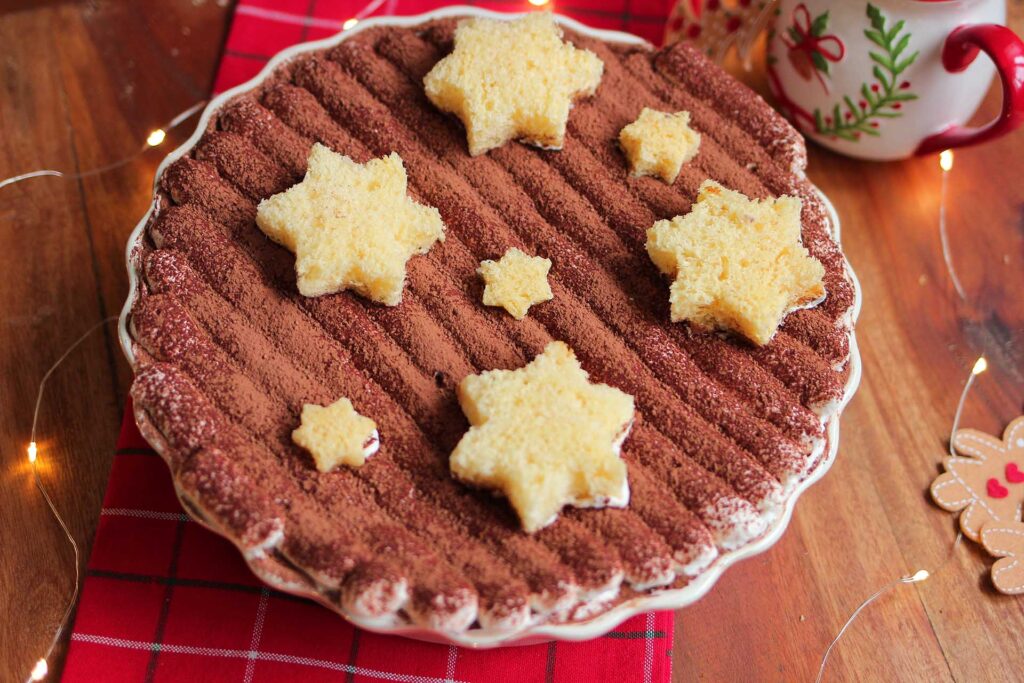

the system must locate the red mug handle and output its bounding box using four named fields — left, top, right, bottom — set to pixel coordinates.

left=916, top=23, right=1024, bottom=155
